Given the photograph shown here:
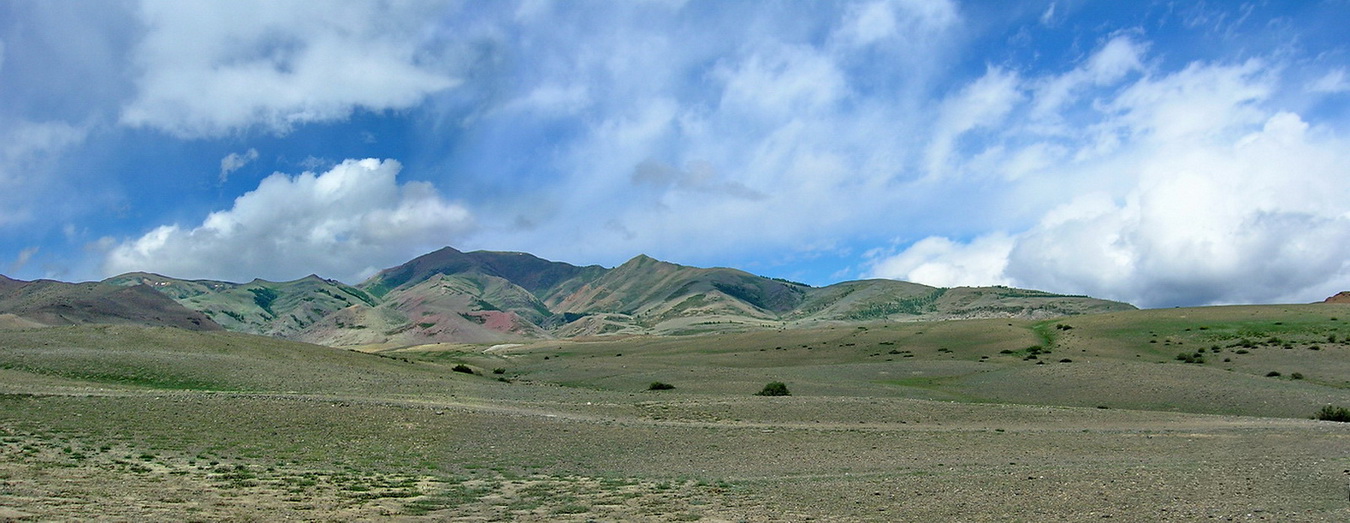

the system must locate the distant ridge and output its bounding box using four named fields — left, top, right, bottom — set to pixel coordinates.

left=0, top=276, right=220, bottom=331
left=83, top=246, right=1135, bottom=346
left=1325, top=291, right=1350, bottom=304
